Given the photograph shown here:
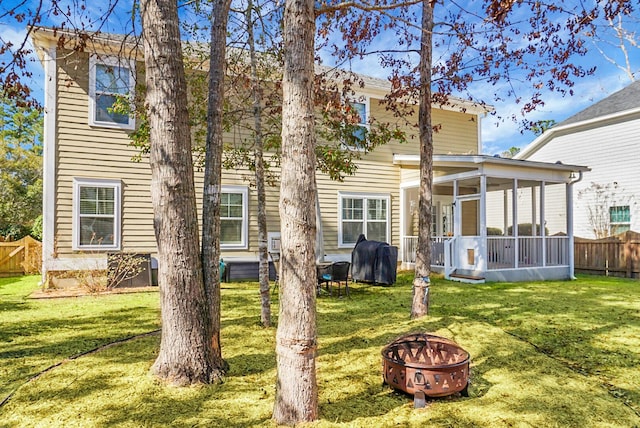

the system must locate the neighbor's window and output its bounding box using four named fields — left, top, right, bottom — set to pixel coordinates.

left=221, top=186, right=249, bottom=249
left=339, top=192, right=390, bottom=246
left=73, top=178, right=121, bottom=250
left=609, top=205, right=630, bottom=235
left=89, top=55, right=135, bottom=129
